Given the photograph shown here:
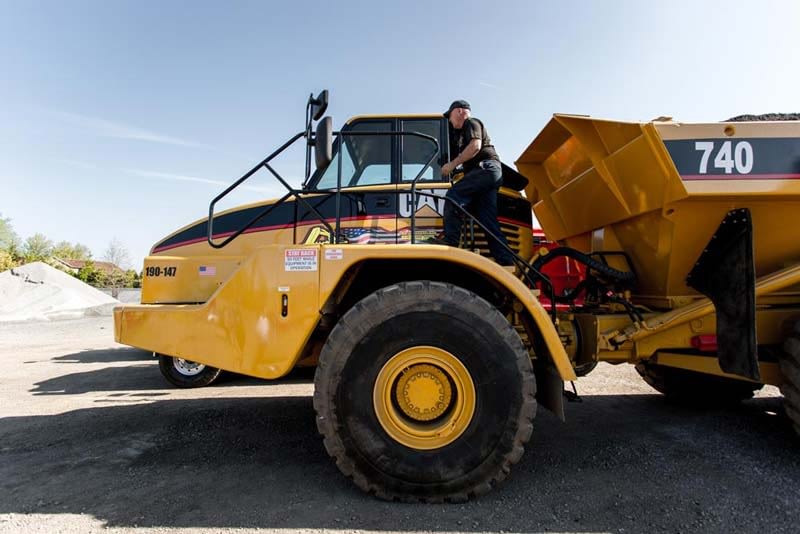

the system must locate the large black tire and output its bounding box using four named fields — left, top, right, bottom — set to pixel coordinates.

left=635, top=361, right=762, bottom=405
left=780, top=320, right=800, bottom=435
left=158, top=354, right=222, bottom=388
left=313, top=281, right=536, bottom=502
